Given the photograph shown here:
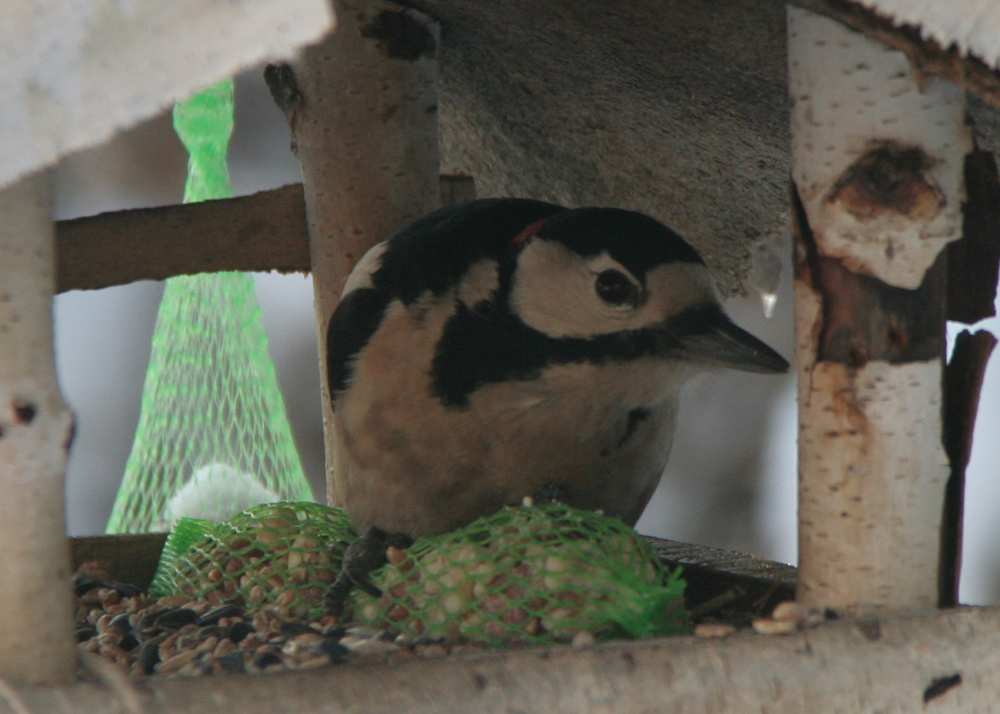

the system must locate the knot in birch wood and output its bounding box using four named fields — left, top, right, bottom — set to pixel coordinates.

left=12, top=399, right=36, bottom=425
left=827, top=142, right=944, bottom=223
left=792, top=186, right=946, bottom=367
